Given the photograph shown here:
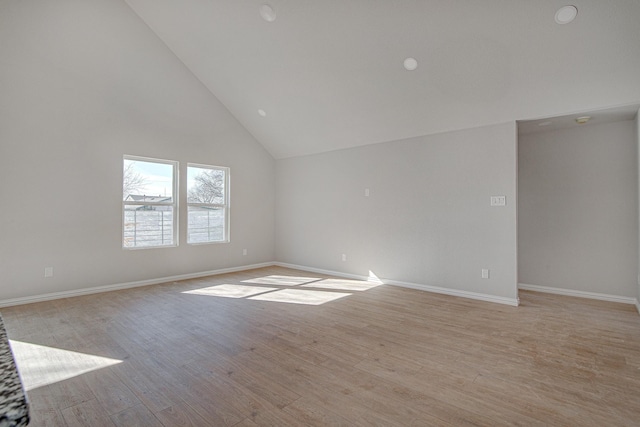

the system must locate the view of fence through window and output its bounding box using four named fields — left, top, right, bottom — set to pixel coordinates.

left=123, top=209, right=174, bottom=247
left=187, top=207, right=224, bottom=243
left=123, top=157, right=176, bottom=248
